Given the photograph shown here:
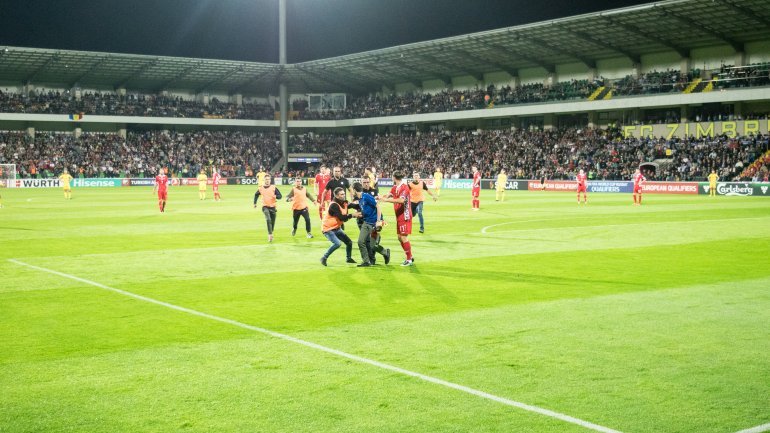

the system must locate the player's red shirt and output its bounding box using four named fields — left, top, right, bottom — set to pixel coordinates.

left=472, top=171, right=481, bottom=193
left=155, top=174, right=168, bottom=193
left=315, top=173, right=331, bottom=200
left=212, top=172, right=221, bottom=188
left=633, top=172, right=646, bottom=189
left=576, top=173, right=587, bottom=187
left=390, top=182, right=411, bottom=221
